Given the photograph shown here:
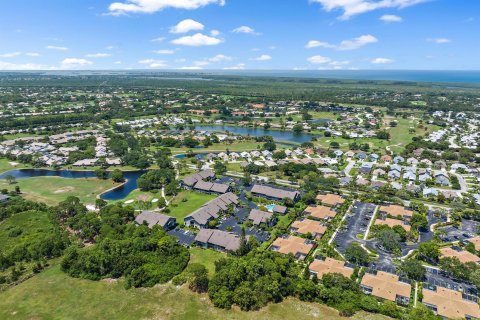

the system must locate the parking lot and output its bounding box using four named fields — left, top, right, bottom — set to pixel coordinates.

left=438, top=219, right=479, bottom=243
left=217, top=208, right=271, bottom=243
left=168, top=228, right=196, bottom=246
left=334, top=201, right=376, bottom=254
left=424, top=267, right=478, bottom=298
